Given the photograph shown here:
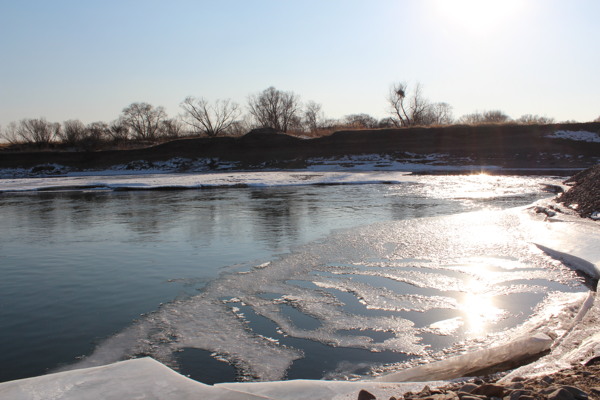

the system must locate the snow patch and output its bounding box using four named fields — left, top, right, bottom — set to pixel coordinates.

left=546, top=130, right=600, bottom=143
